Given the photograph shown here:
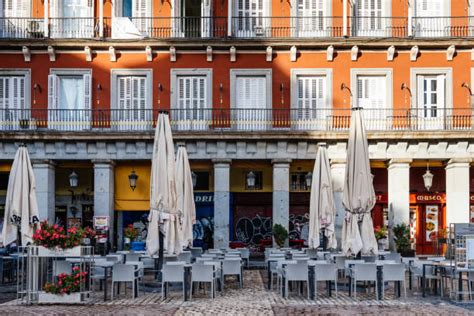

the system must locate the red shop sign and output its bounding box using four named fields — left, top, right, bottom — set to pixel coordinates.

left=414, top=193, right=445, bottom=204
left=375, top=194, right=388, bottom=204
